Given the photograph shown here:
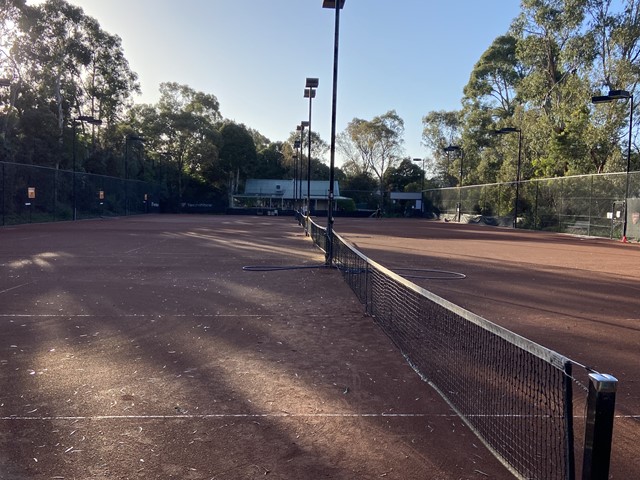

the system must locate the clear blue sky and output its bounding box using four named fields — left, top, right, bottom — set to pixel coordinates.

left=41, top=0, right=523, bottom=164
